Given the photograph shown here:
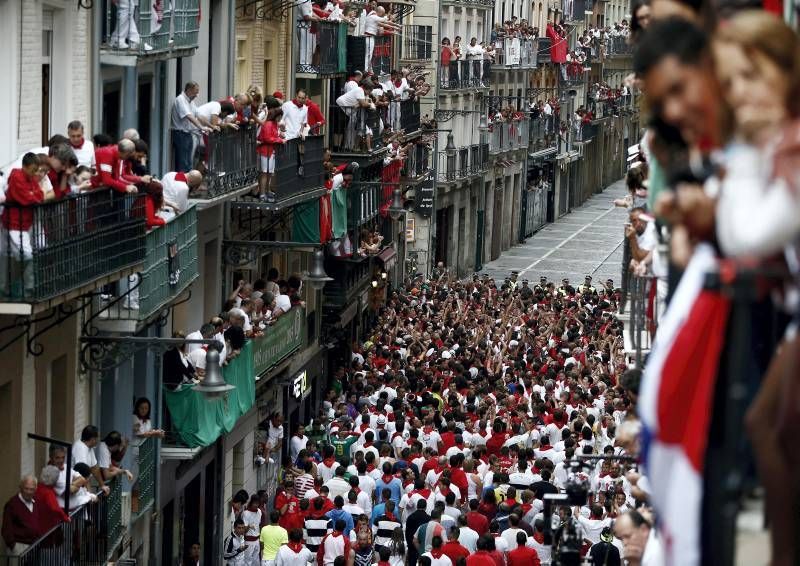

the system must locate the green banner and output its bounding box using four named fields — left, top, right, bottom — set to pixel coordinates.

left=164, top=340, right=256, bottom=448
left=252, top=307, right=306, bottom=376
